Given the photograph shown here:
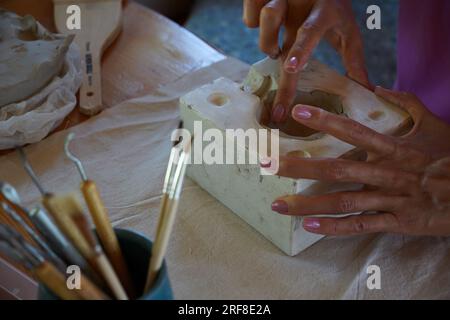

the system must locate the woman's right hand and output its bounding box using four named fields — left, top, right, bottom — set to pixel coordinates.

left=243, top=0, right=370, bottom=123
